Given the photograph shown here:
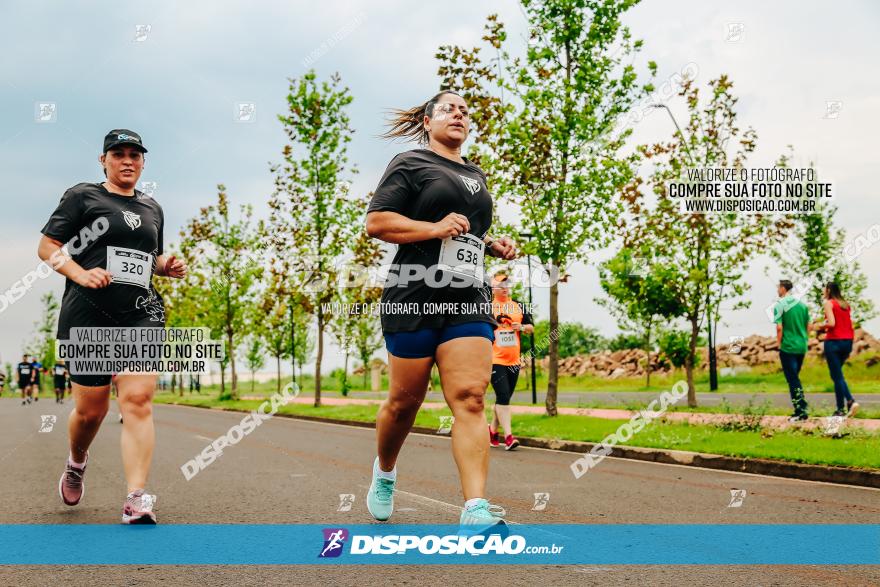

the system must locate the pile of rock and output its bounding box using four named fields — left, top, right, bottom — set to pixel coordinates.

left=708, top=328, right=880, bottom=367
left=538, top=348, right=673, bottom=379
left=539, top=329, right=880, bottom=377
